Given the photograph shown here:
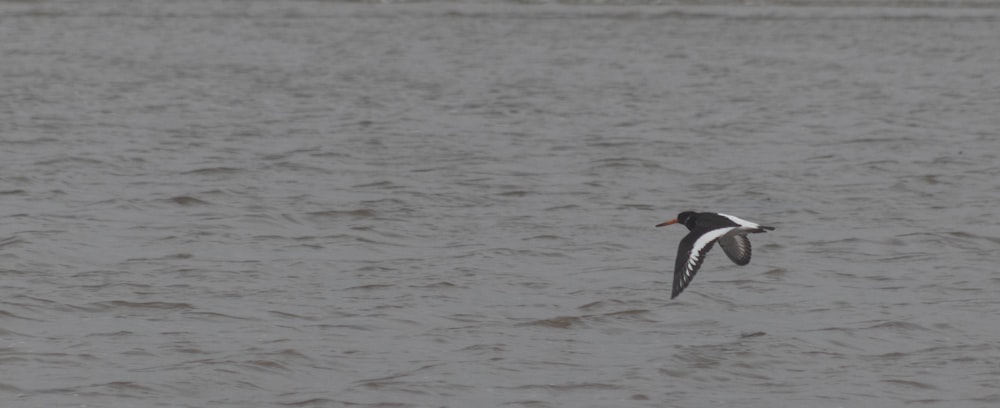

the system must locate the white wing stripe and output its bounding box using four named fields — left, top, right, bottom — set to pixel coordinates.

left=686, top=227, right=735, bottom=271
left=718, top=213, right=761, bottom=229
